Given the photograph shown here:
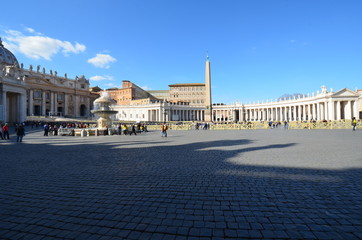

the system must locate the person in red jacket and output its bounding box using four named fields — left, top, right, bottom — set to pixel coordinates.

left=2, top=123, right=9, bottom=140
